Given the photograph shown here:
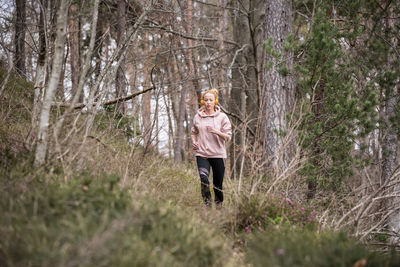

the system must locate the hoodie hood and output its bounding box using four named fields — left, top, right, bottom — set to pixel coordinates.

left=197, top=106, right=221, bottom=118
